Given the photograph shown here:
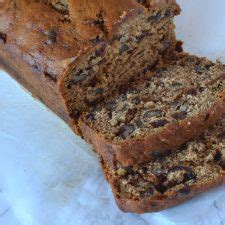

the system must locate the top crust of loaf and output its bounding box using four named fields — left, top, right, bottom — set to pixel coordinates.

left=67, top=0, right=180, bottom=41
left=1, top=0, right=179, bottom=82
left=0, top=0, right=89, bottom=82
